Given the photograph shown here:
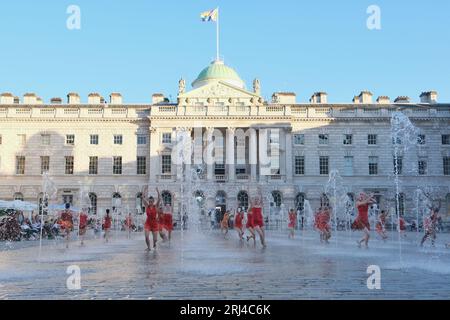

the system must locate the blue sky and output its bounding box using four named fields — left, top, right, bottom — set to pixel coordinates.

left=0, top=0, right=449, bottom=103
